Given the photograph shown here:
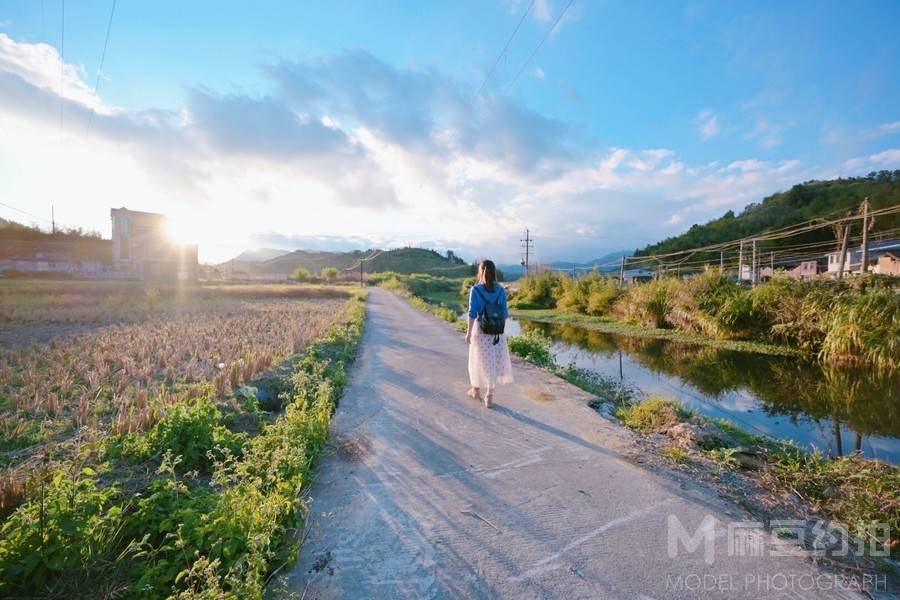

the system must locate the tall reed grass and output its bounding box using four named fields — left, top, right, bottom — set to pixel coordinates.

left=512, top=270, right=900, bottom=370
